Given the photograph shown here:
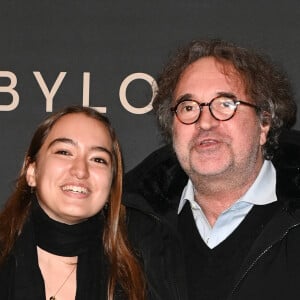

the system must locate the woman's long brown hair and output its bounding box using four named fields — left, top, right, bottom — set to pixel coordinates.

left=0, top=106, right=145, bottom=300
